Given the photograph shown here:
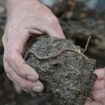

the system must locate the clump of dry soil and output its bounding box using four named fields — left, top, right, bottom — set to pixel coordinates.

left=25, top=36, right=96, bottom=105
